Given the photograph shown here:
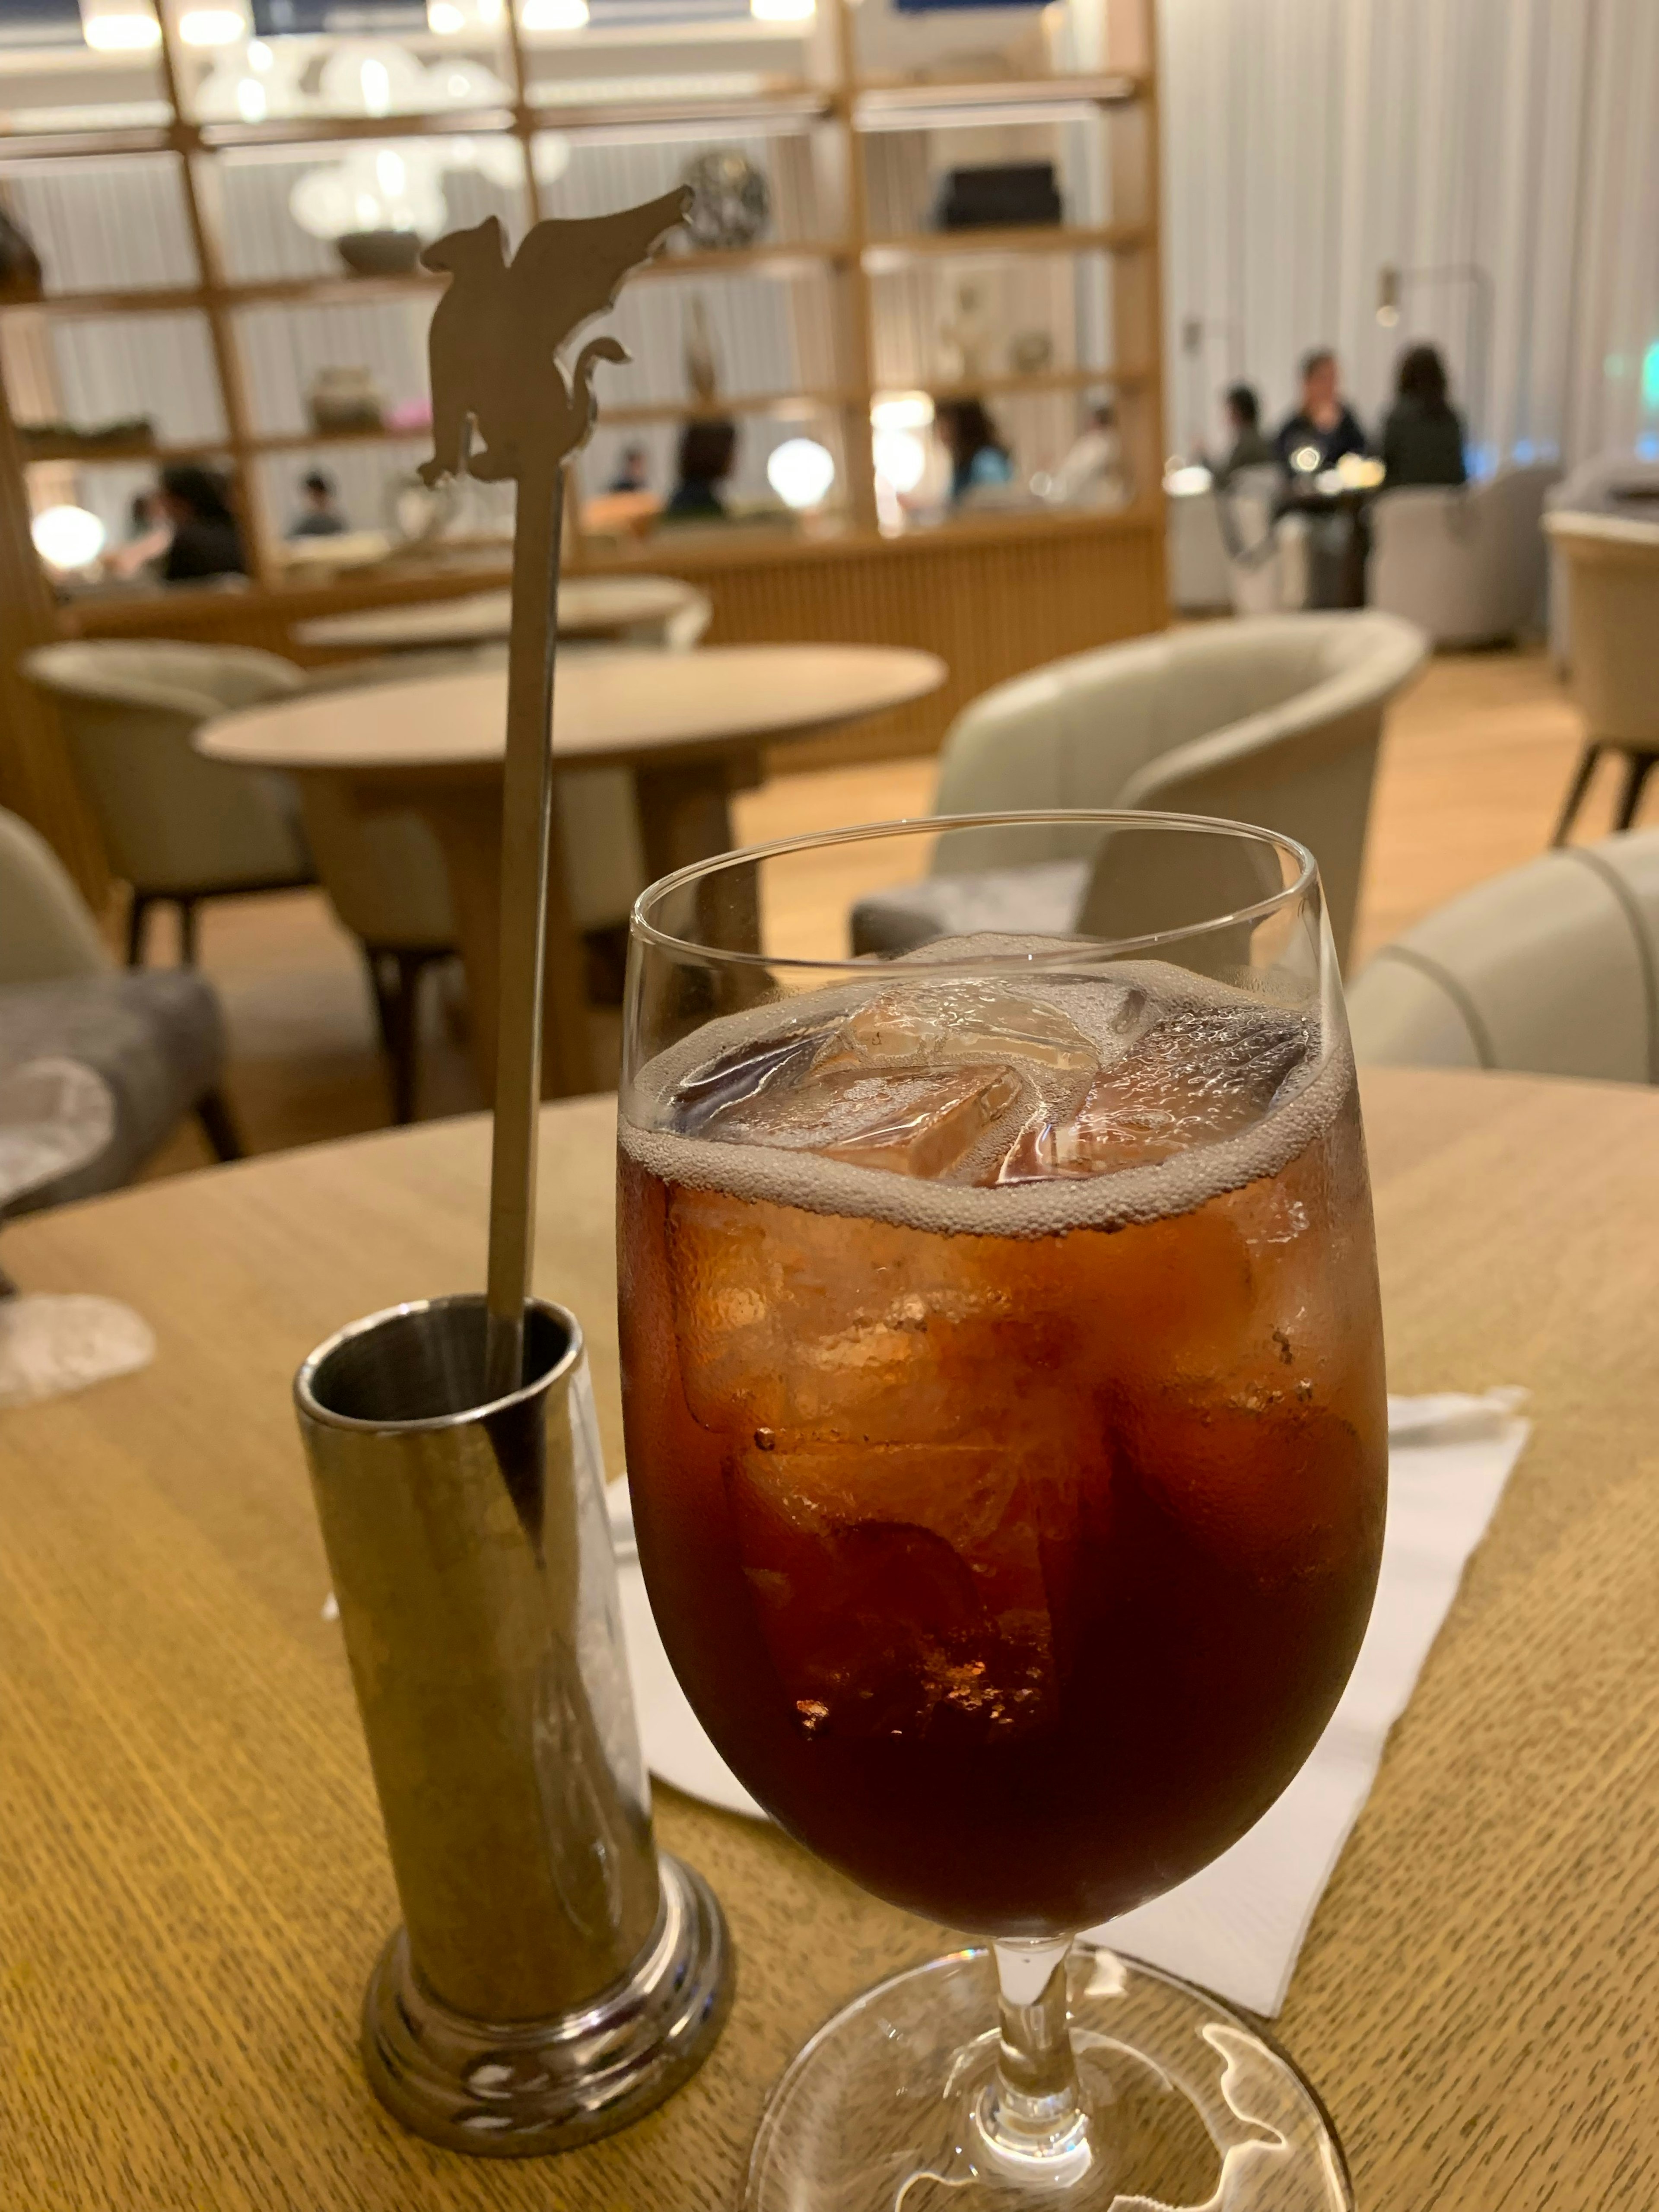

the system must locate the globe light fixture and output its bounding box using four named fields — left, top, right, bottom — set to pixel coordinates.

left=766, top=437, right=836, bottom=511
left=32, top=505, right=108, bottom=574
left=79, top=0, right=161, bottom=52
left=873, top=426, right=927, bottom=494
